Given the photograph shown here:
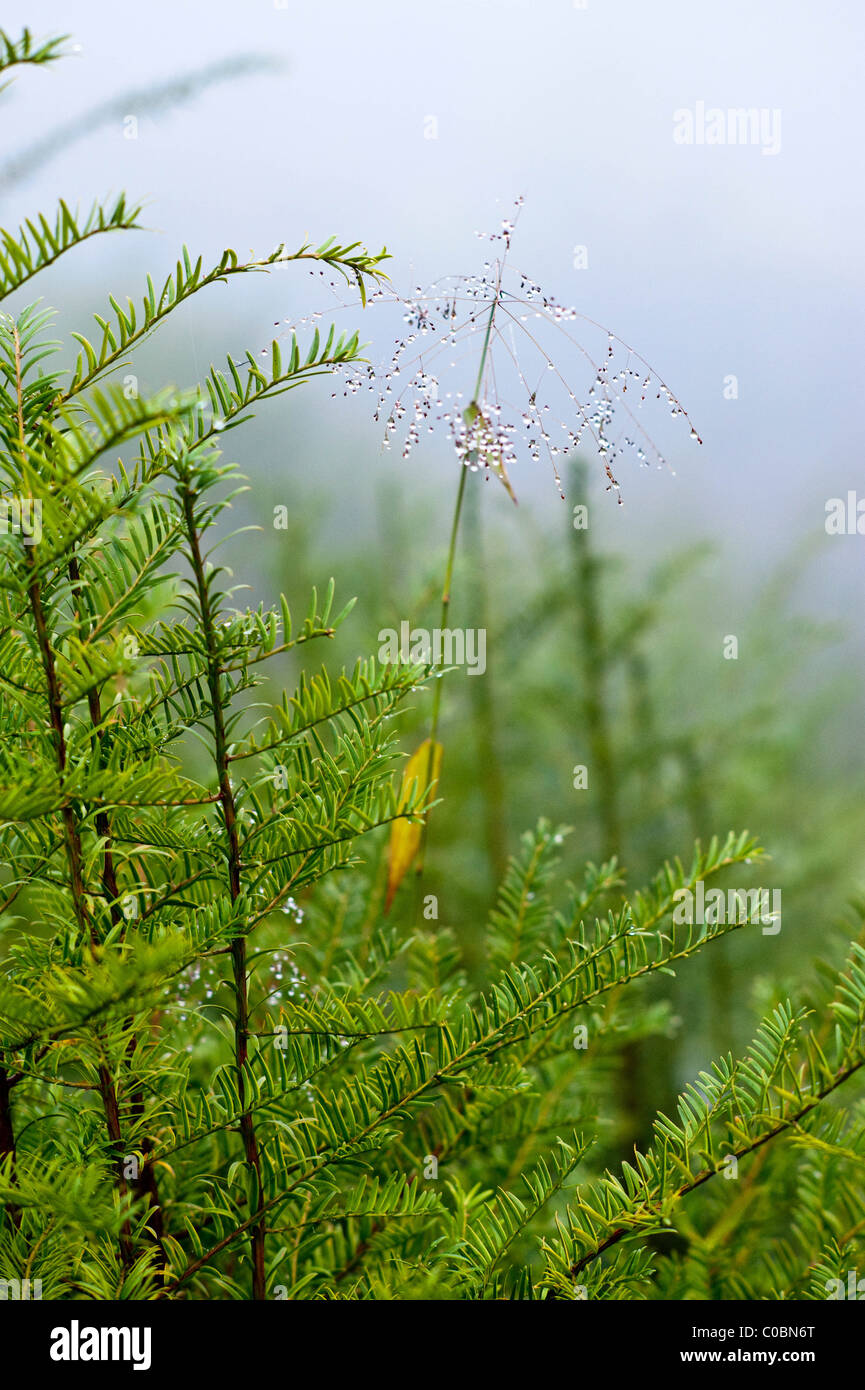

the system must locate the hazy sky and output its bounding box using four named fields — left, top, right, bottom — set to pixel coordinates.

left=3, top=0, right=863, bottom=618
